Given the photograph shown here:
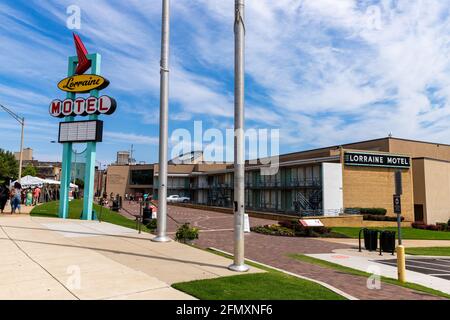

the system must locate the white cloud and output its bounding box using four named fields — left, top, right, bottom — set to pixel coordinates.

left=103, top=131, right=158, bottom=145
left=3, top=0, right=450, bottom=163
